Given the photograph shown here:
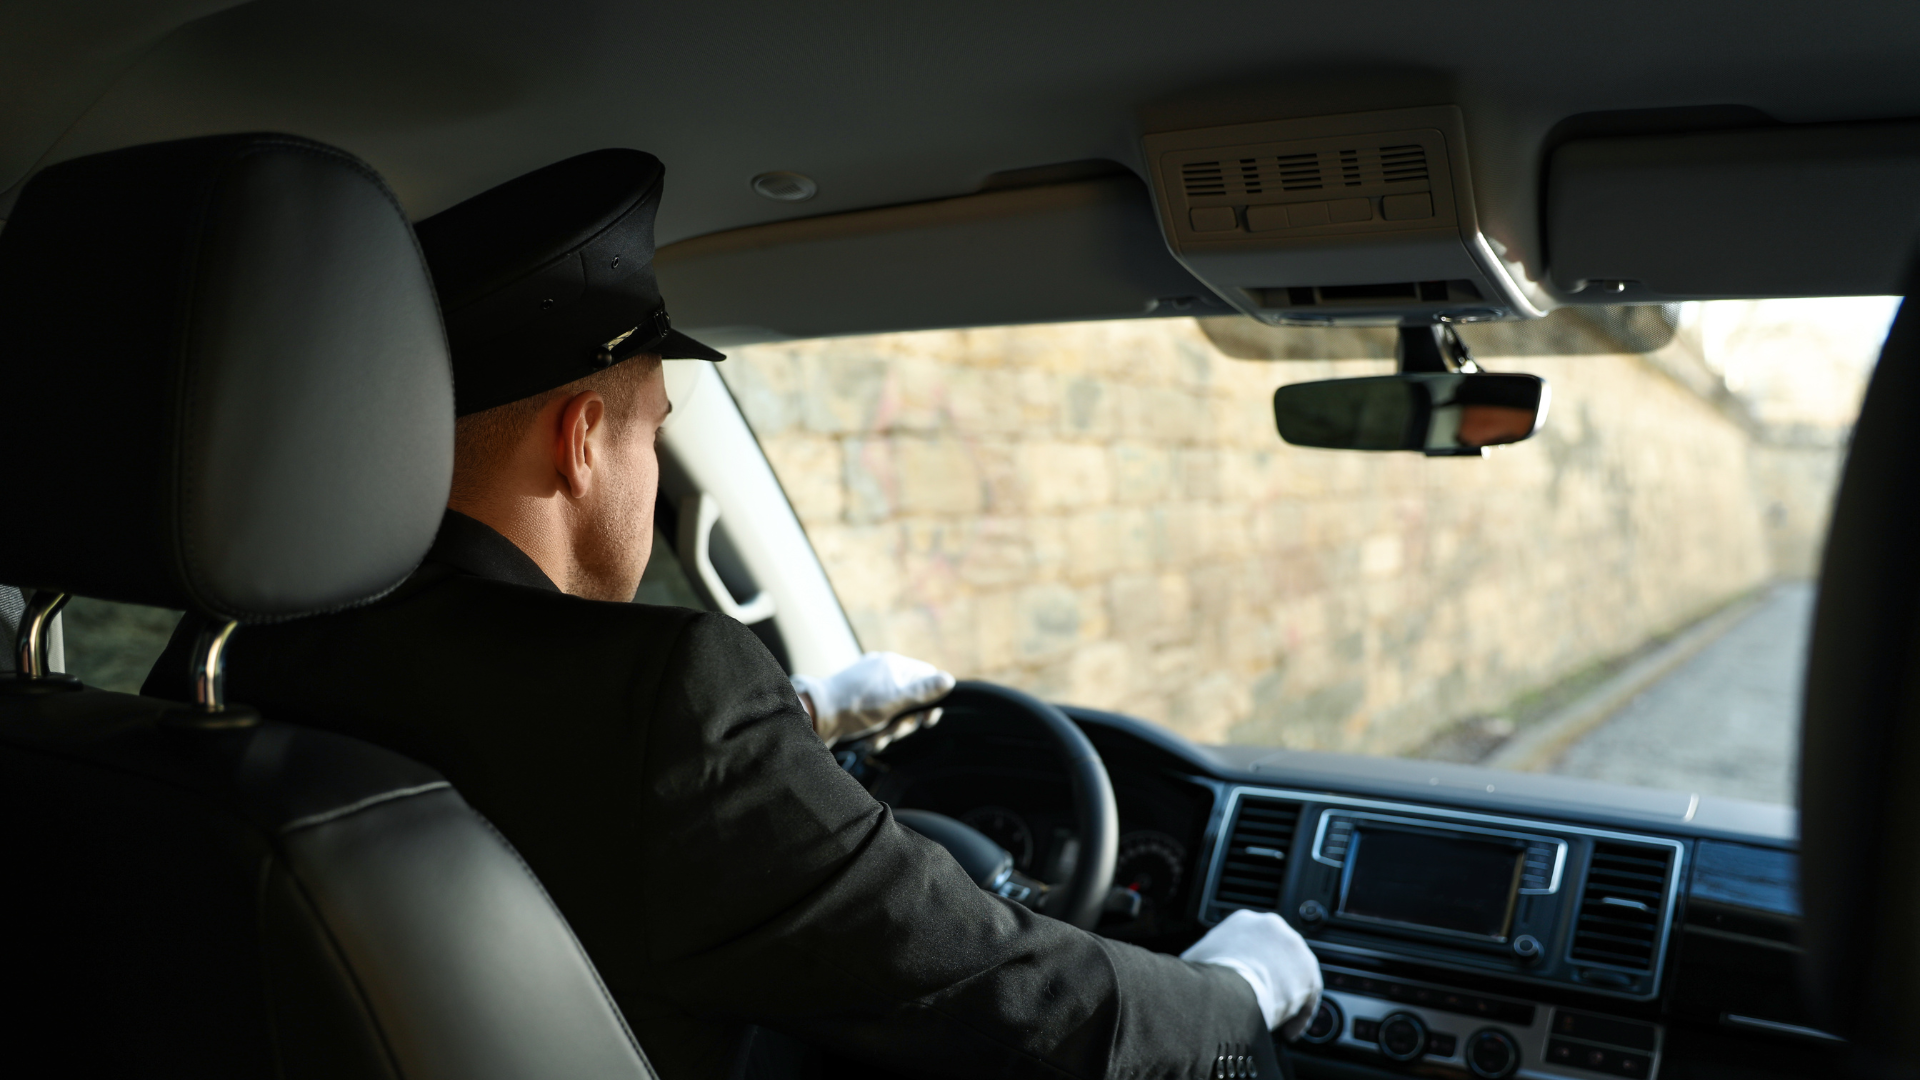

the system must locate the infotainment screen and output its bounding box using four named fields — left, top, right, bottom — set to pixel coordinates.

left=1341, top=826, right=1525, bottom=939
